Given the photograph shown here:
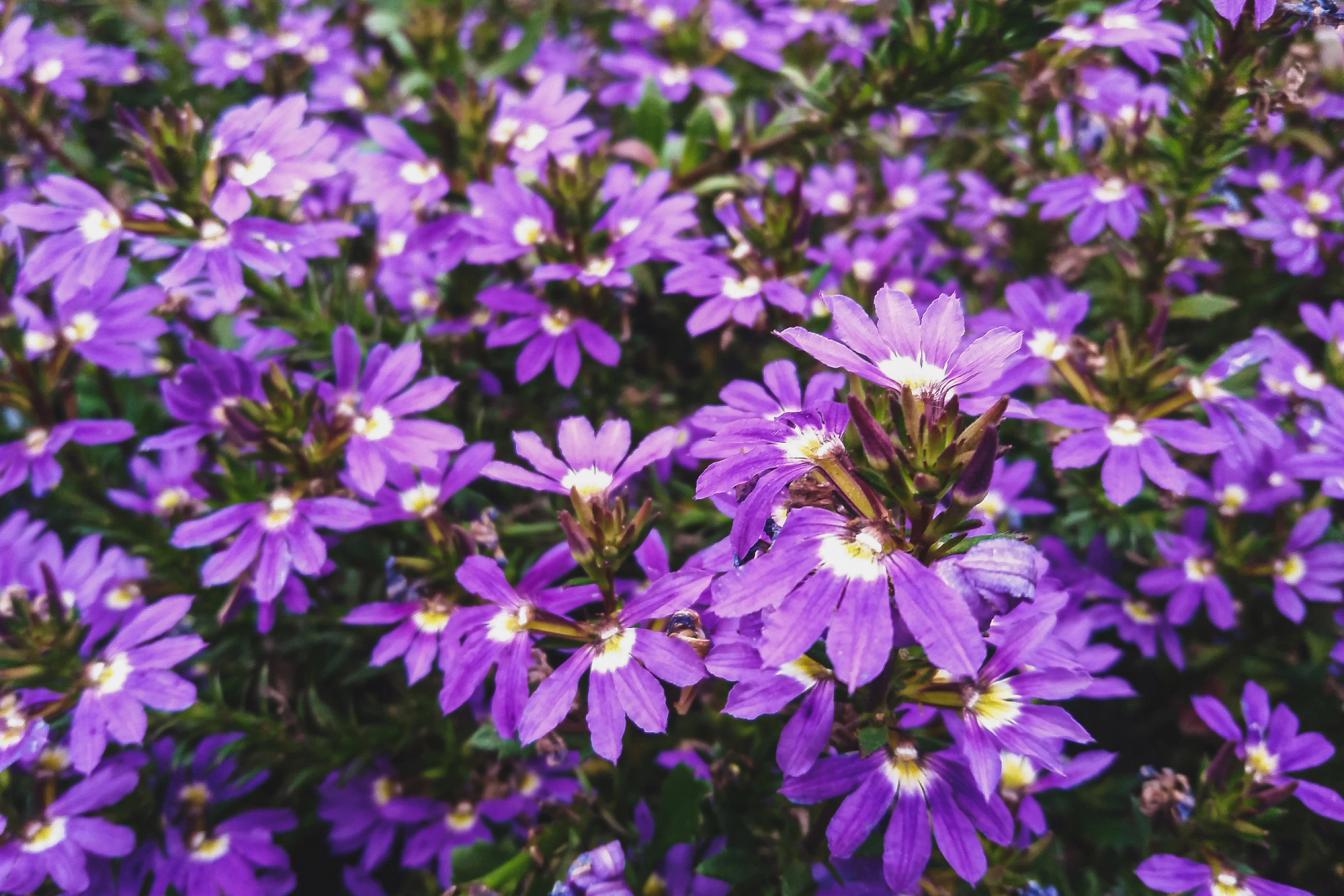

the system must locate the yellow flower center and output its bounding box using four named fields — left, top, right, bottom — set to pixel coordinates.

left=1275, top=552, right=1307, bottom=586
left=591, top=627, right=637, bottom=674
left=21, top=817, right=68, bottom=853
left=62, top=312, right=100, bottom=344
left=1104, top=416, right=1145, bottom=446
left=353, top=406, right=394, bottom=441
left=817, top=529, right=888, bottom=581
left=190, top=832, right=232, bottom=861
left=78, top=207, right=122, bottom=243
left=86, top=652, right=133, bottom=695
left=398, top=159, right=441, bottom=185
left=561, top=466, right=614, bottom=499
